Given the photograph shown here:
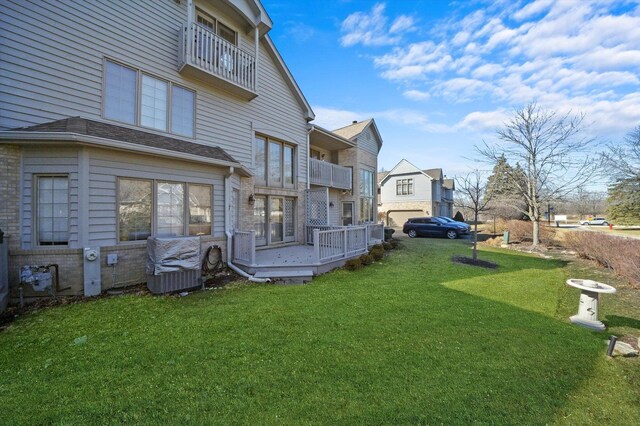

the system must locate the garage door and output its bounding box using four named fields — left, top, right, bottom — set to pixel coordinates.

left=387, top=210, right=423, bottom=228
